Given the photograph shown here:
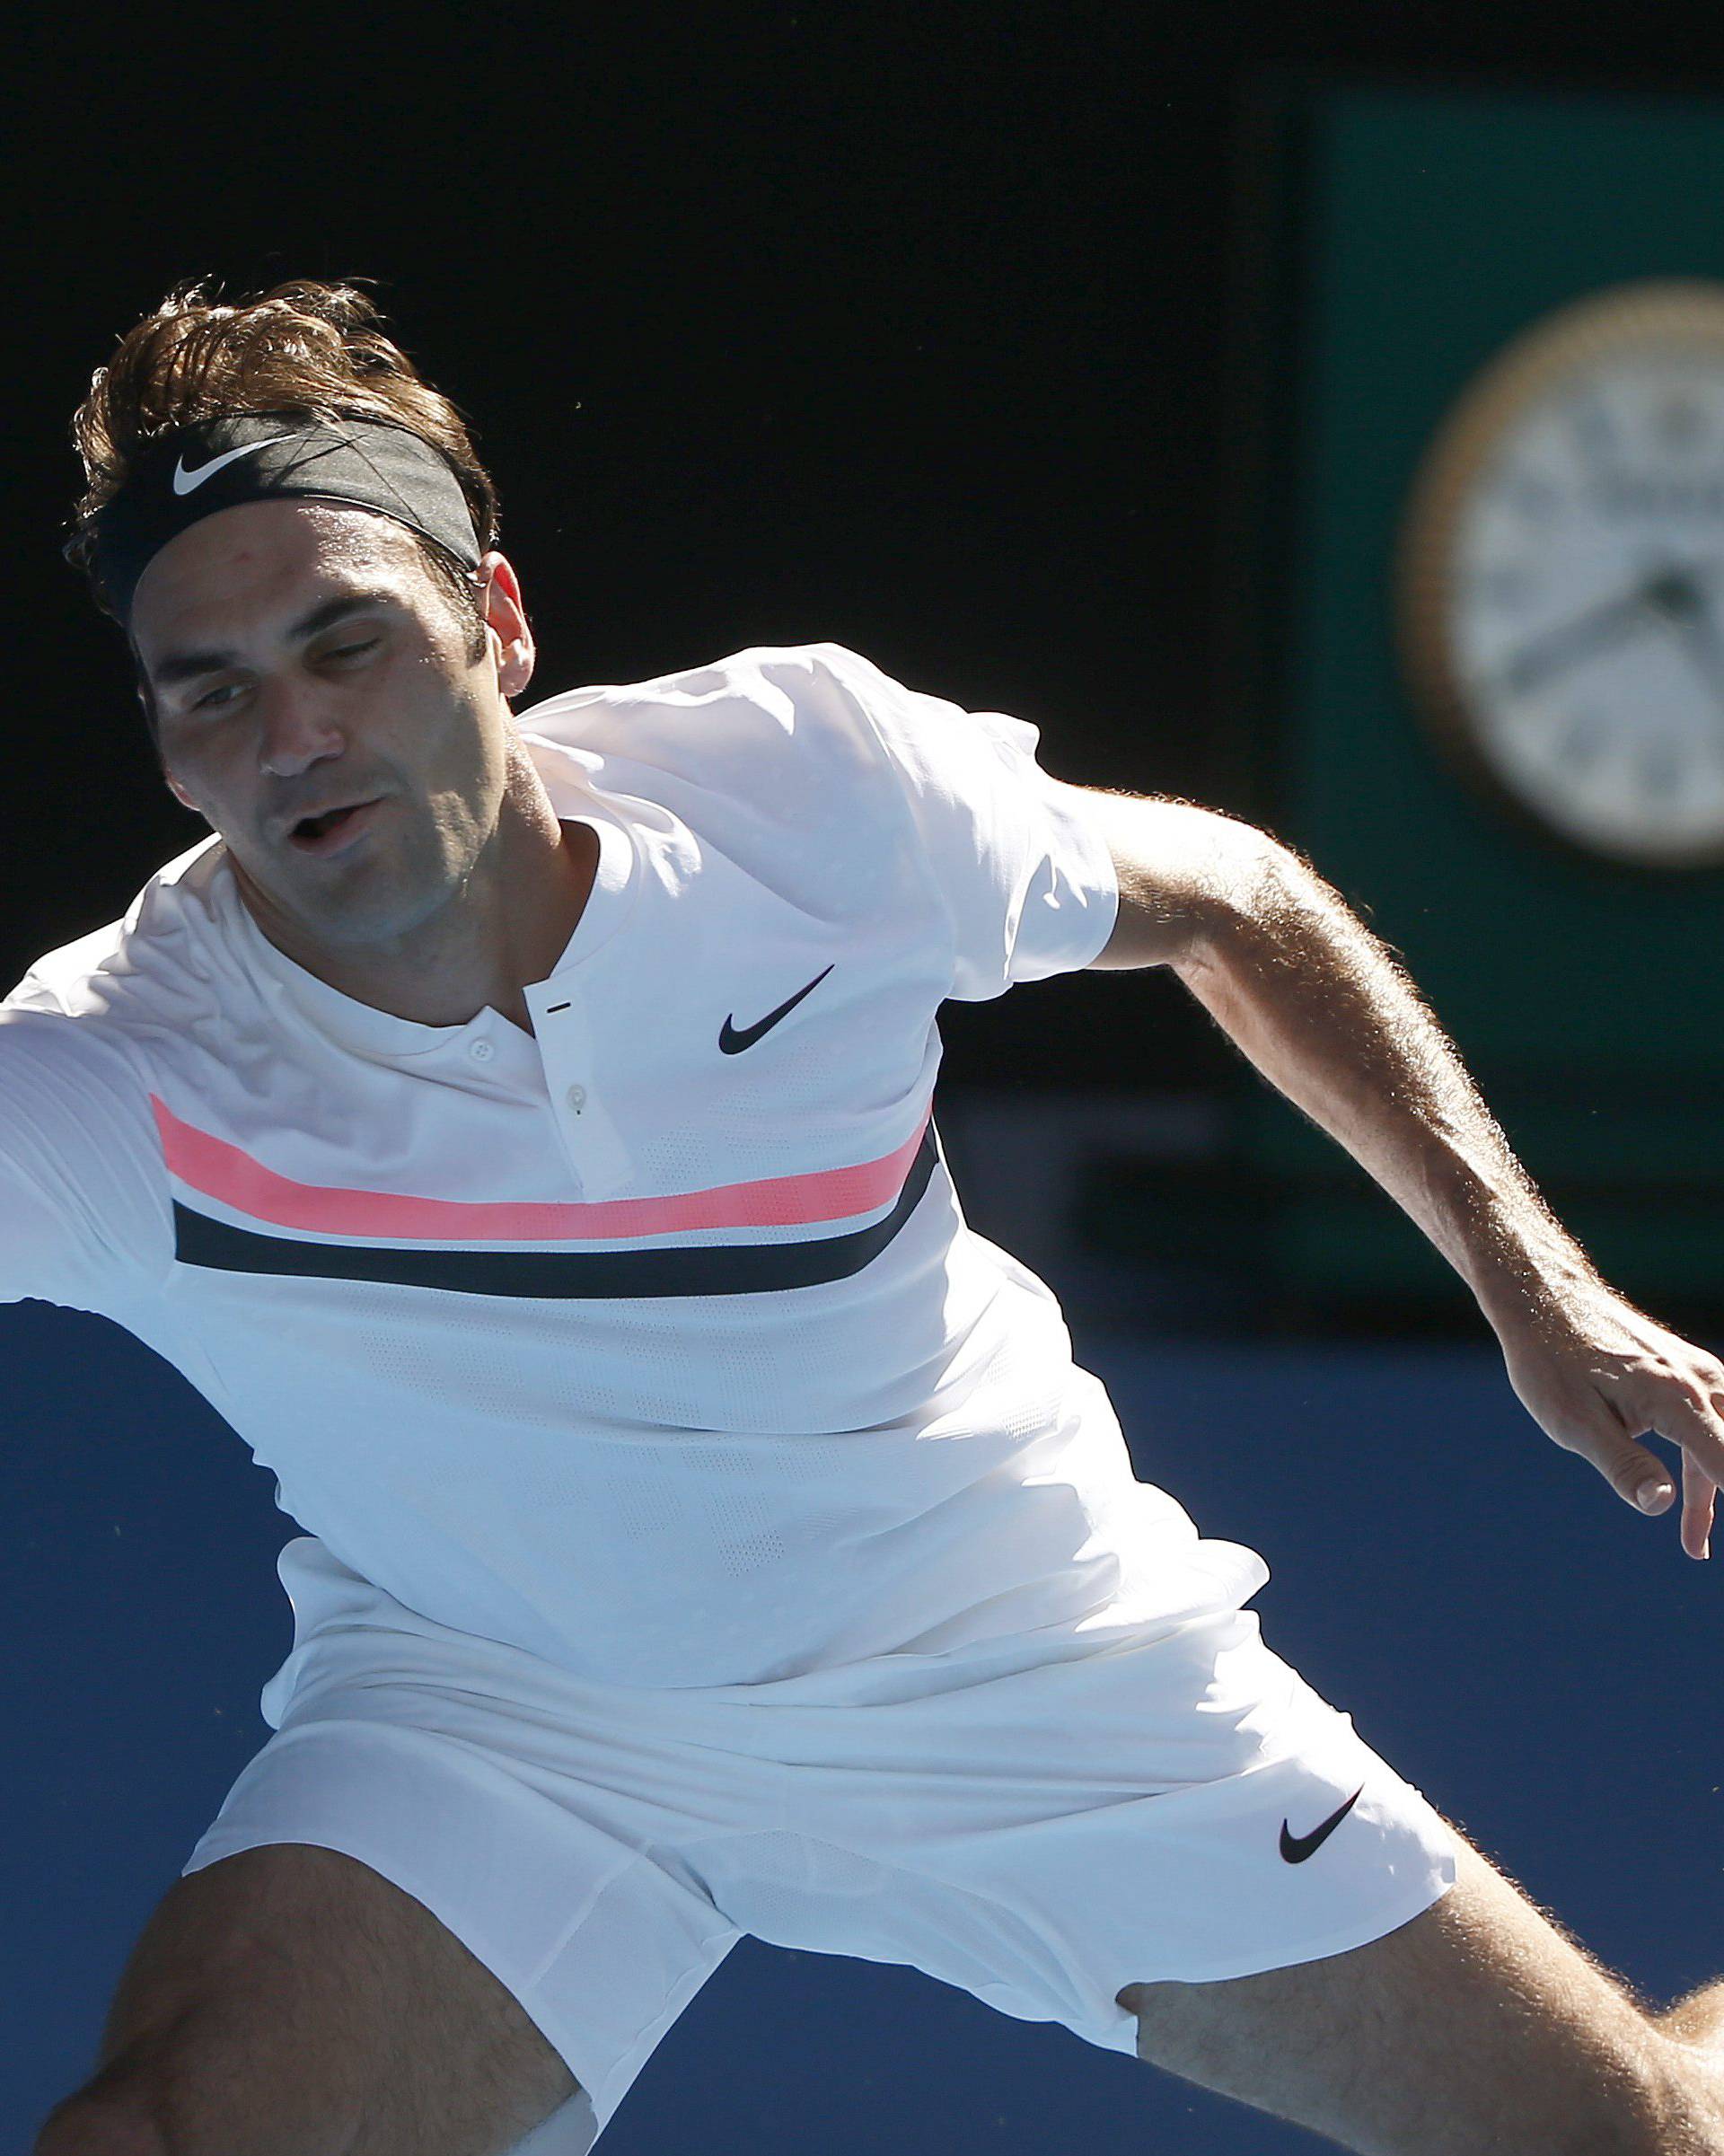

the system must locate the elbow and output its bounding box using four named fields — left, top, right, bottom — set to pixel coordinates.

left=1171, top=820, right=1291, bottom=985
left=1189, top=827, right=1310, bottom=982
